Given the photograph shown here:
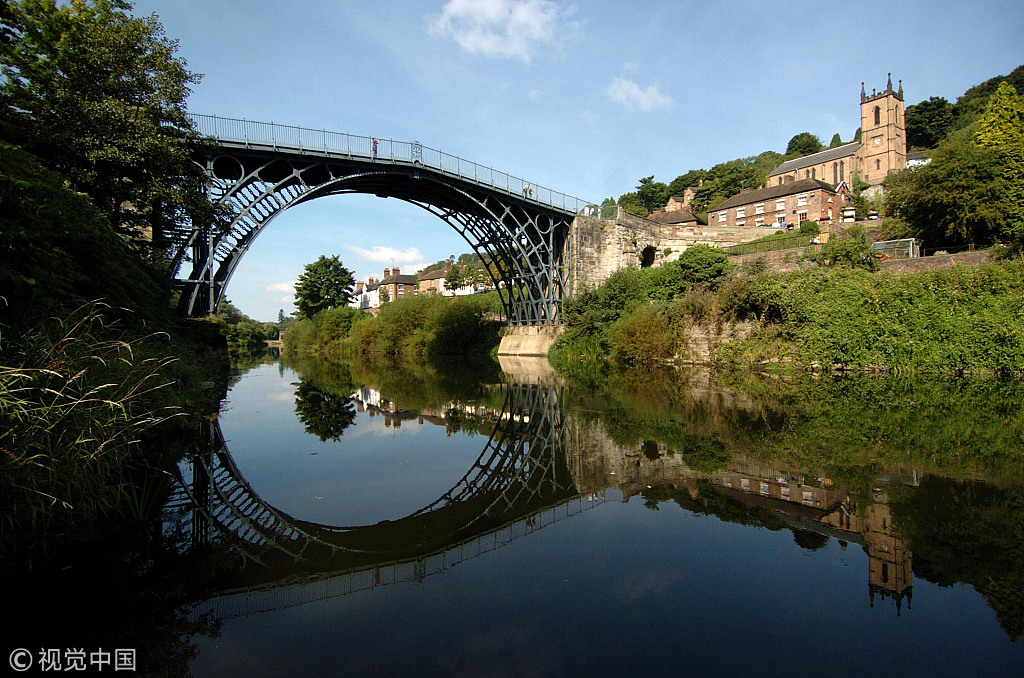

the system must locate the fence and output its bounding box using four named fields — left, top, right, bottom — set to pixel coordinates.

left=723, top=232, right=817, bottom=256
left=188, top=113, right=592, bottom=215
